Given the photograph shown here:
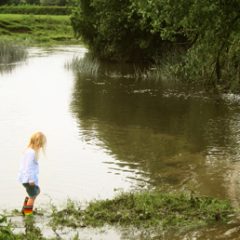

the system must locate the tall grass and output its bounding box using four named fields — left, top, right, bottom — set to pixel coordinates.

left=67, top=52, right=183, bottom=83
left=66, top=55, right=100, bottom=77
left=0, top=40, right=27, bottom=64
